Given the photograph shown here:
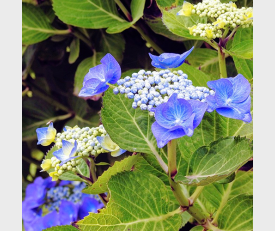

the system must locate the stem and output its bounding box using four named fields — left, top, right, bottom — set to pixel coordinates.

left=205, top=39, right=219, bottom=50
left=218, top=44, right=227, bottom=78
left=168, top=140, right=177, bottom=179
left=72, top=28, right=93, bottom=49
left=167, top=139, right=208, bottom=224
left=204, top=220, right=220, bottom=231
left=88, top=158, right=109, bottom=206
left=132, top=24, right=164, bottom=54
left=53, top=29, right=71, bottom=35
left=212, top=181, right=234, bottom=225
left=114, top=0, right=133, bottom=21
left=189, top=186, right=204, bottom=205
left=222, top=28, right=229, bottom=39
left=76, top=173, right=93, bottom=185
